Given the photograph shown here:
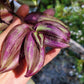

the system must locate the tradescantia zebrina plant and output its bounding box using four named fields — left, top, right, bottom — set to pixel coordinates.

left=0, top=9, right=70, bottom=77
